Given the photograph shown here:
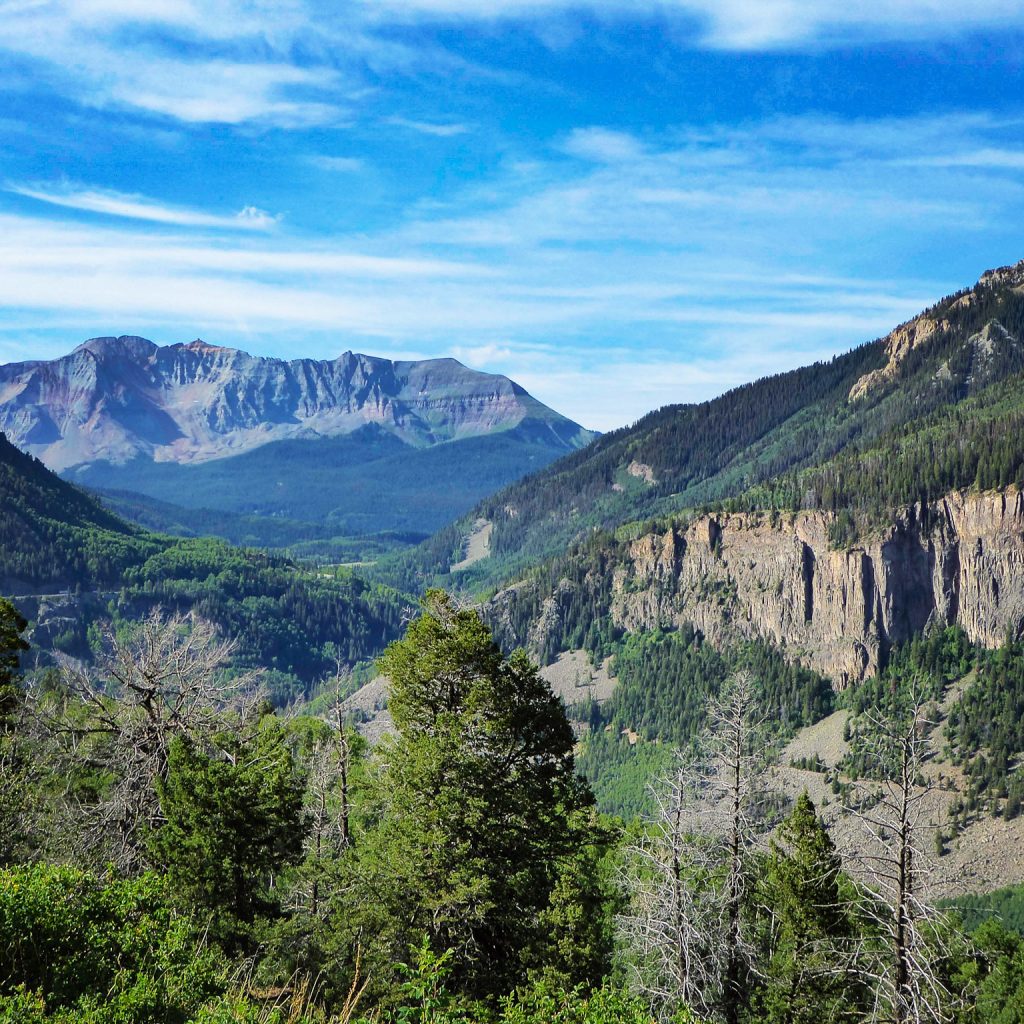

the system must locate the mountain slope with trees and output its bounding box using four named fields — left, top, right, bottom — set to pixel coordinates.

left=385, top=258, right=1024, bottom=595
left=0, top=431, right=406, bottom=697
